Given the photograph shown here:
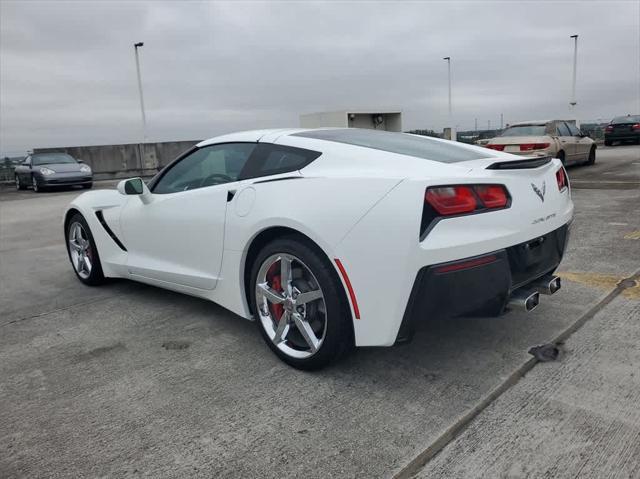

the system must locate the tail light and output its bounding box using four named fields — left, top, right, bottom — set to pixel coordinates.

left=425, top=186, right=477, bottom=215
left=556, top=167, right=568, bottom=192
left=486, top=144, right=505, bottom=151
left=474, top=185, right=510, bottom=208
left=605, top=125, right=613, bottom=132
left=421, top=184, right=511, bottom=237
left=520, top=143, right=550, bottom=151
left=632, top=124, right=640, bottom=131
